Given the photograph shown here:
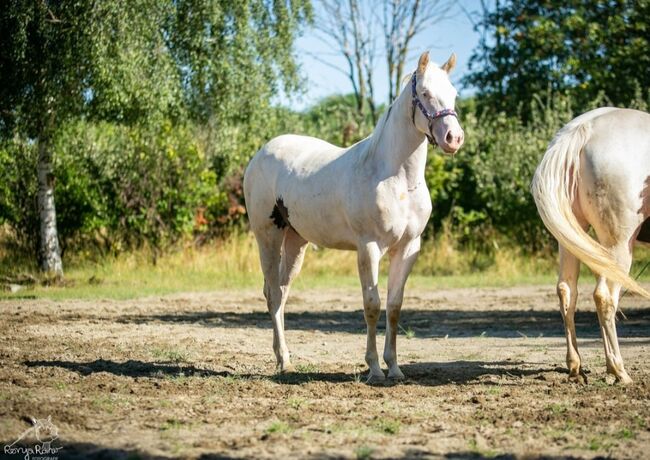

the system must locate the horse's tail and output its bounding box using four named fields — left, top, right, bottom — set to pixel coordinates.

left=531, top=107, right=650, bottom=299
